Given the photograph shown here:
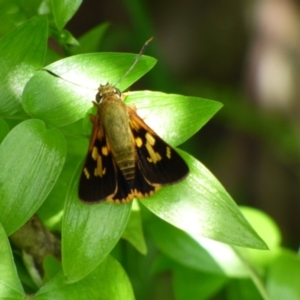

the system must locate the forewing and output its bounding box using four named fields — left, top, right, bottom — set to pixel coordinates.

left=78, top=115, right=117, bottom=202
left=128, top=107, right=189, bottom=185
